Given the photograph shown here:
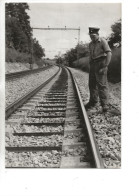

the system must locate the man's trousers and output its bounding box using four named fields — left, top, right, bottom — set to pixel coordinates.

left=89, top=59, right=109, bottom=107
